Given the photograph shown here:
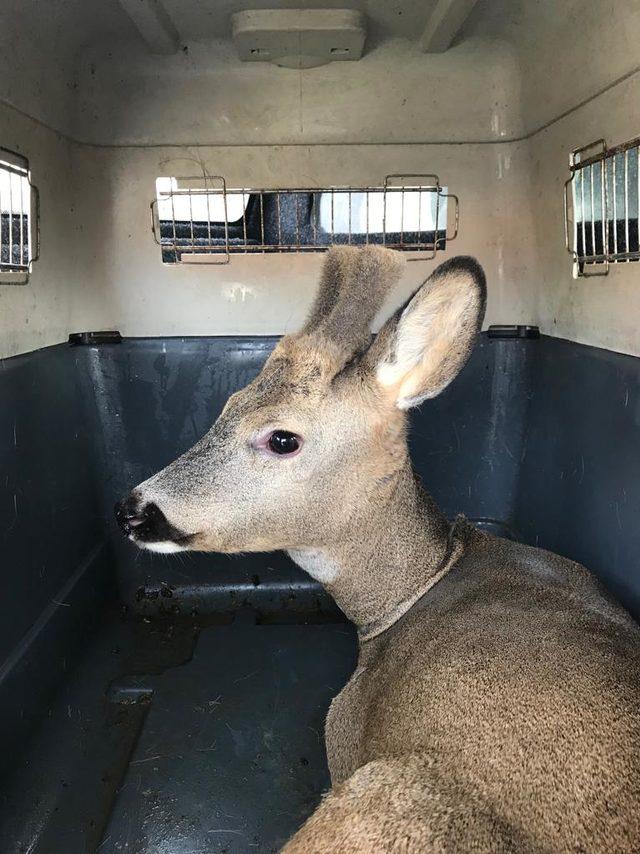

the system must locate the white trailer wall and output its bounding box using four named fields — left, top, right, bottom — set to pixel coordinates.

left=0, top=0, right=638, bottom=358
left=519, top=1, right=640, bottom=354
left=67, top=139, right=537, bottom=341
left=0, top=107, right=77, bottom=357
